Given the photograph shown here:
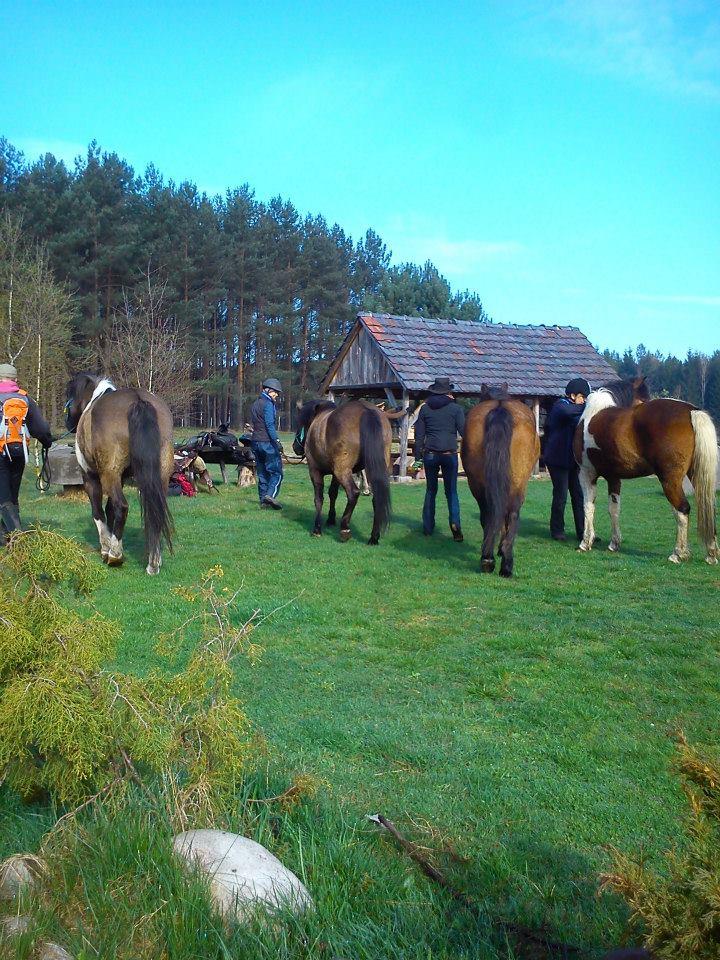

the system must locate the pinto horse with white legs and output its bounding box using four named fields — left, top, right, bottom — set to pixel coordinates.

left=65, top=373, right=175, bottom=574
left=574, top=376, right=718, bottom=564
